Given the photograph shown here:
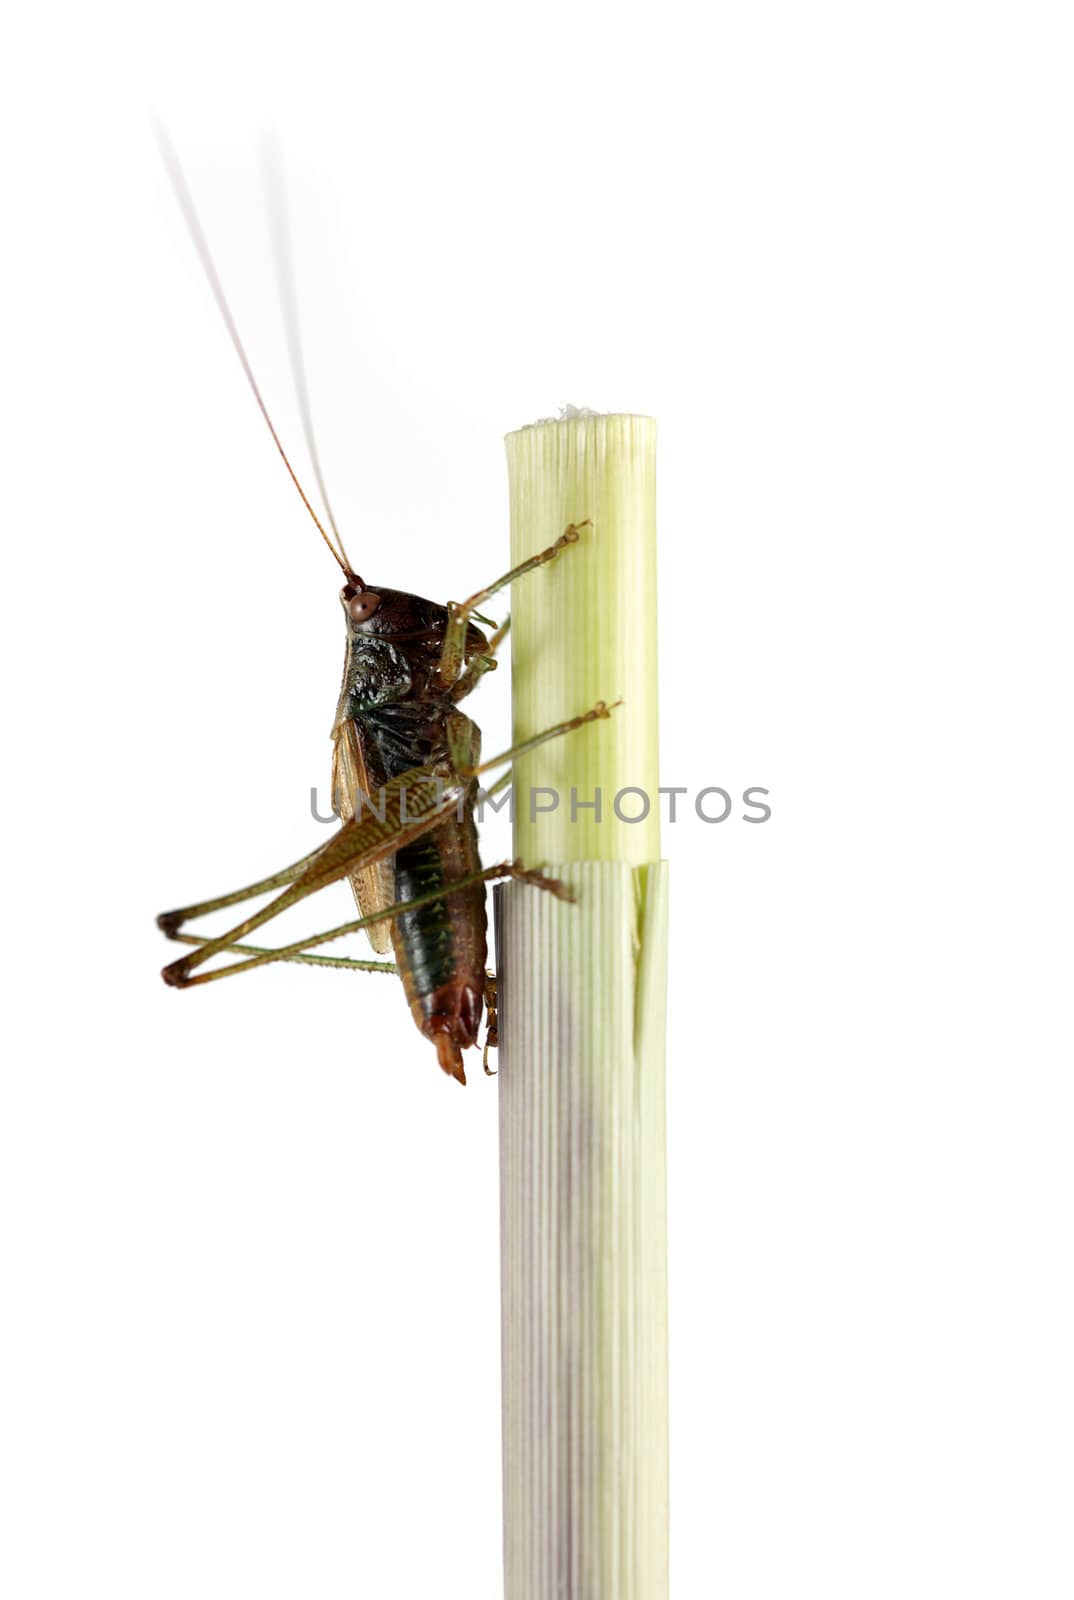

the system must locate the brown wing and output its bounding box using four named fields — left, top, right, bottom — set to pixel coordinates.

left=331, top=718, right=396, bottom=954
